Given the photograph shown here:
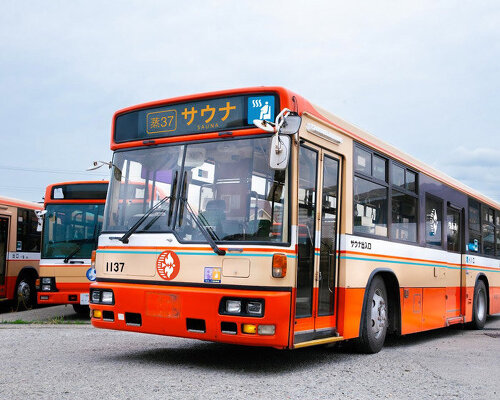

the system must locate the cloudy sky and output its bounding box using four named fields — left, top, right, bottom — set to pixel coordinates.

left=1, top=0, right=499, bottom=204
